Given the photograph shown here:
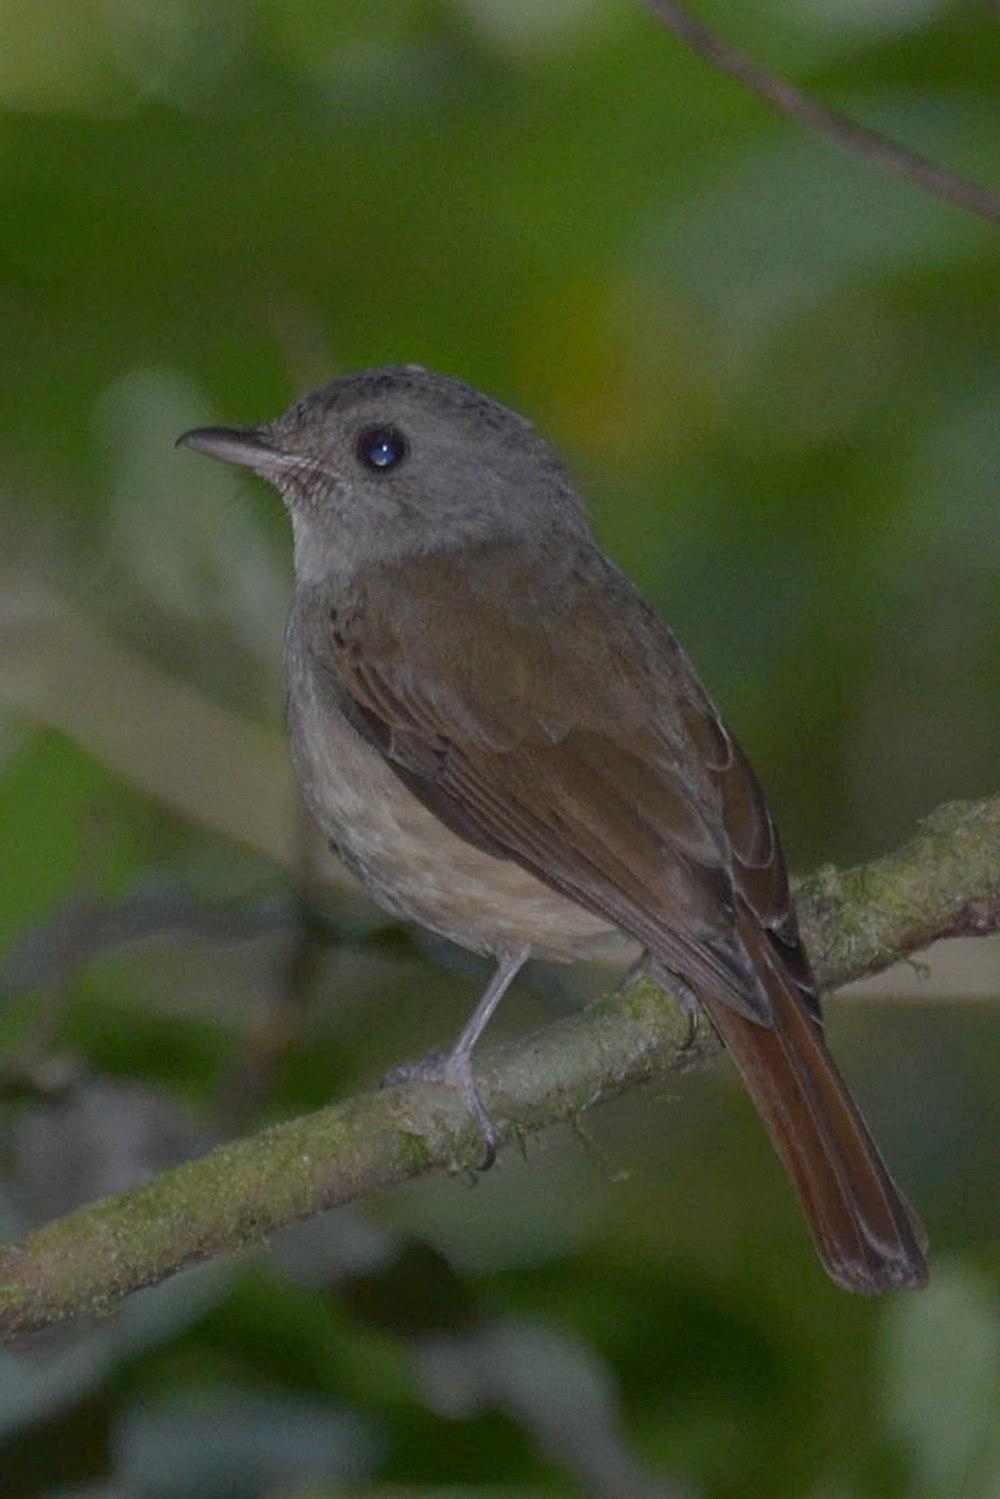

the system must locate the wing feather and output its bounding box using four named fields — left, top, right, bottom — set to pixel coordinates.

left=309, top=539, right=817, bottom=1025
